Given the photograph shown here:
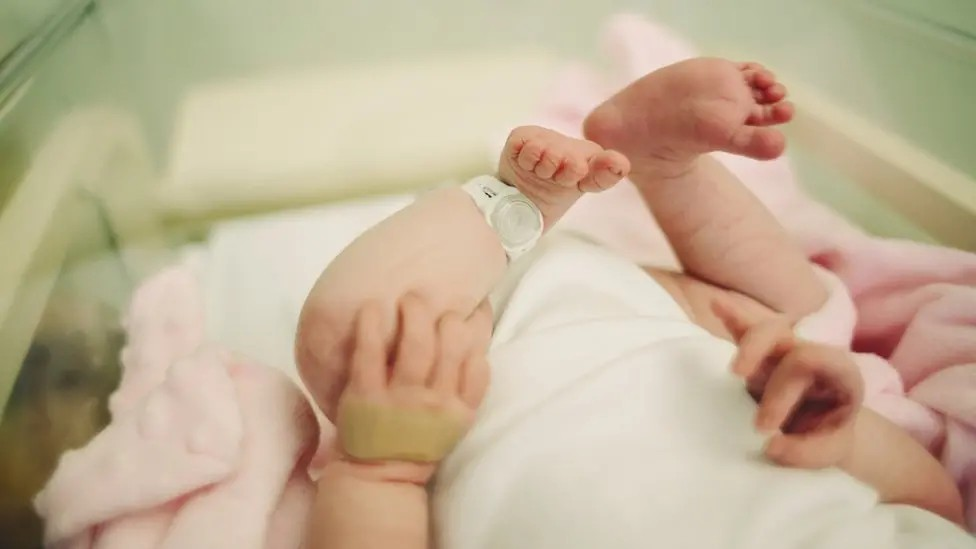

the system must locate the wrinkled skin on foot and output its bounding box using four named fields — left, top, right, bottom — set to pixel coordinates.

left=584, top=58, right=794, bottom=178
